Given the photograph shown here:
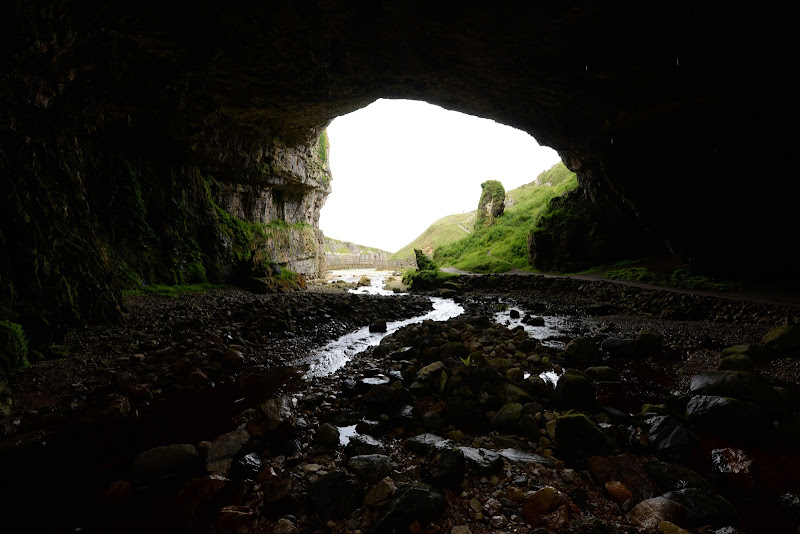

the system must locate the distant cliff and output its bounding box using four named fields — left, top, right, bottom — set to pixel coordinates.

left=324, top=238, right=411, bottom=270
